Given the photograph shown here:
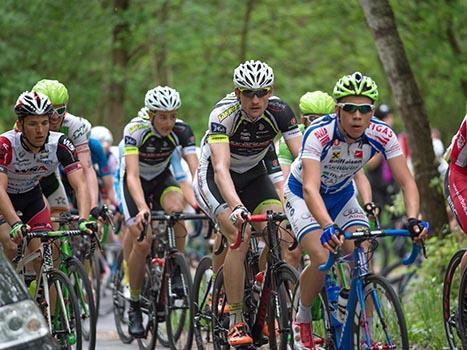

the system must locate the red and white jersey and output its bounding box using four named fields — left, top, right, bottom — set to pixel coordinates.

left=289, top=115, right=402, bottom=196
left=450, top=115, right=467, bottom=174
left=0, top=130, right=82, bottom=194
